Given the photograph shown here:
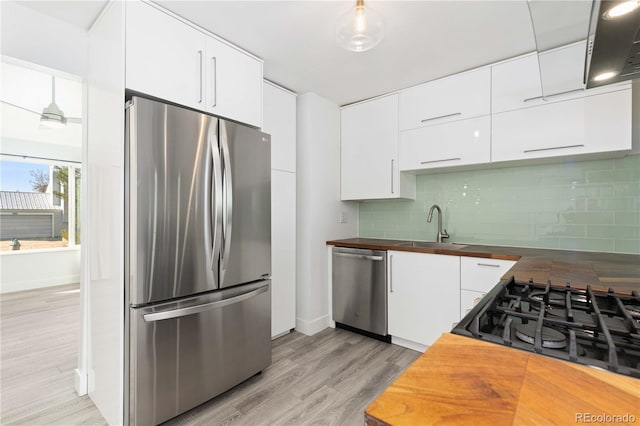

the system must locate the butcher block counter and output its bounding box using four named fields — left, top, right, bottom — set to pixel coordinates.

left=365, top=333, right=640, bottom=426
left=326, top=238, right=640, bottom=295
